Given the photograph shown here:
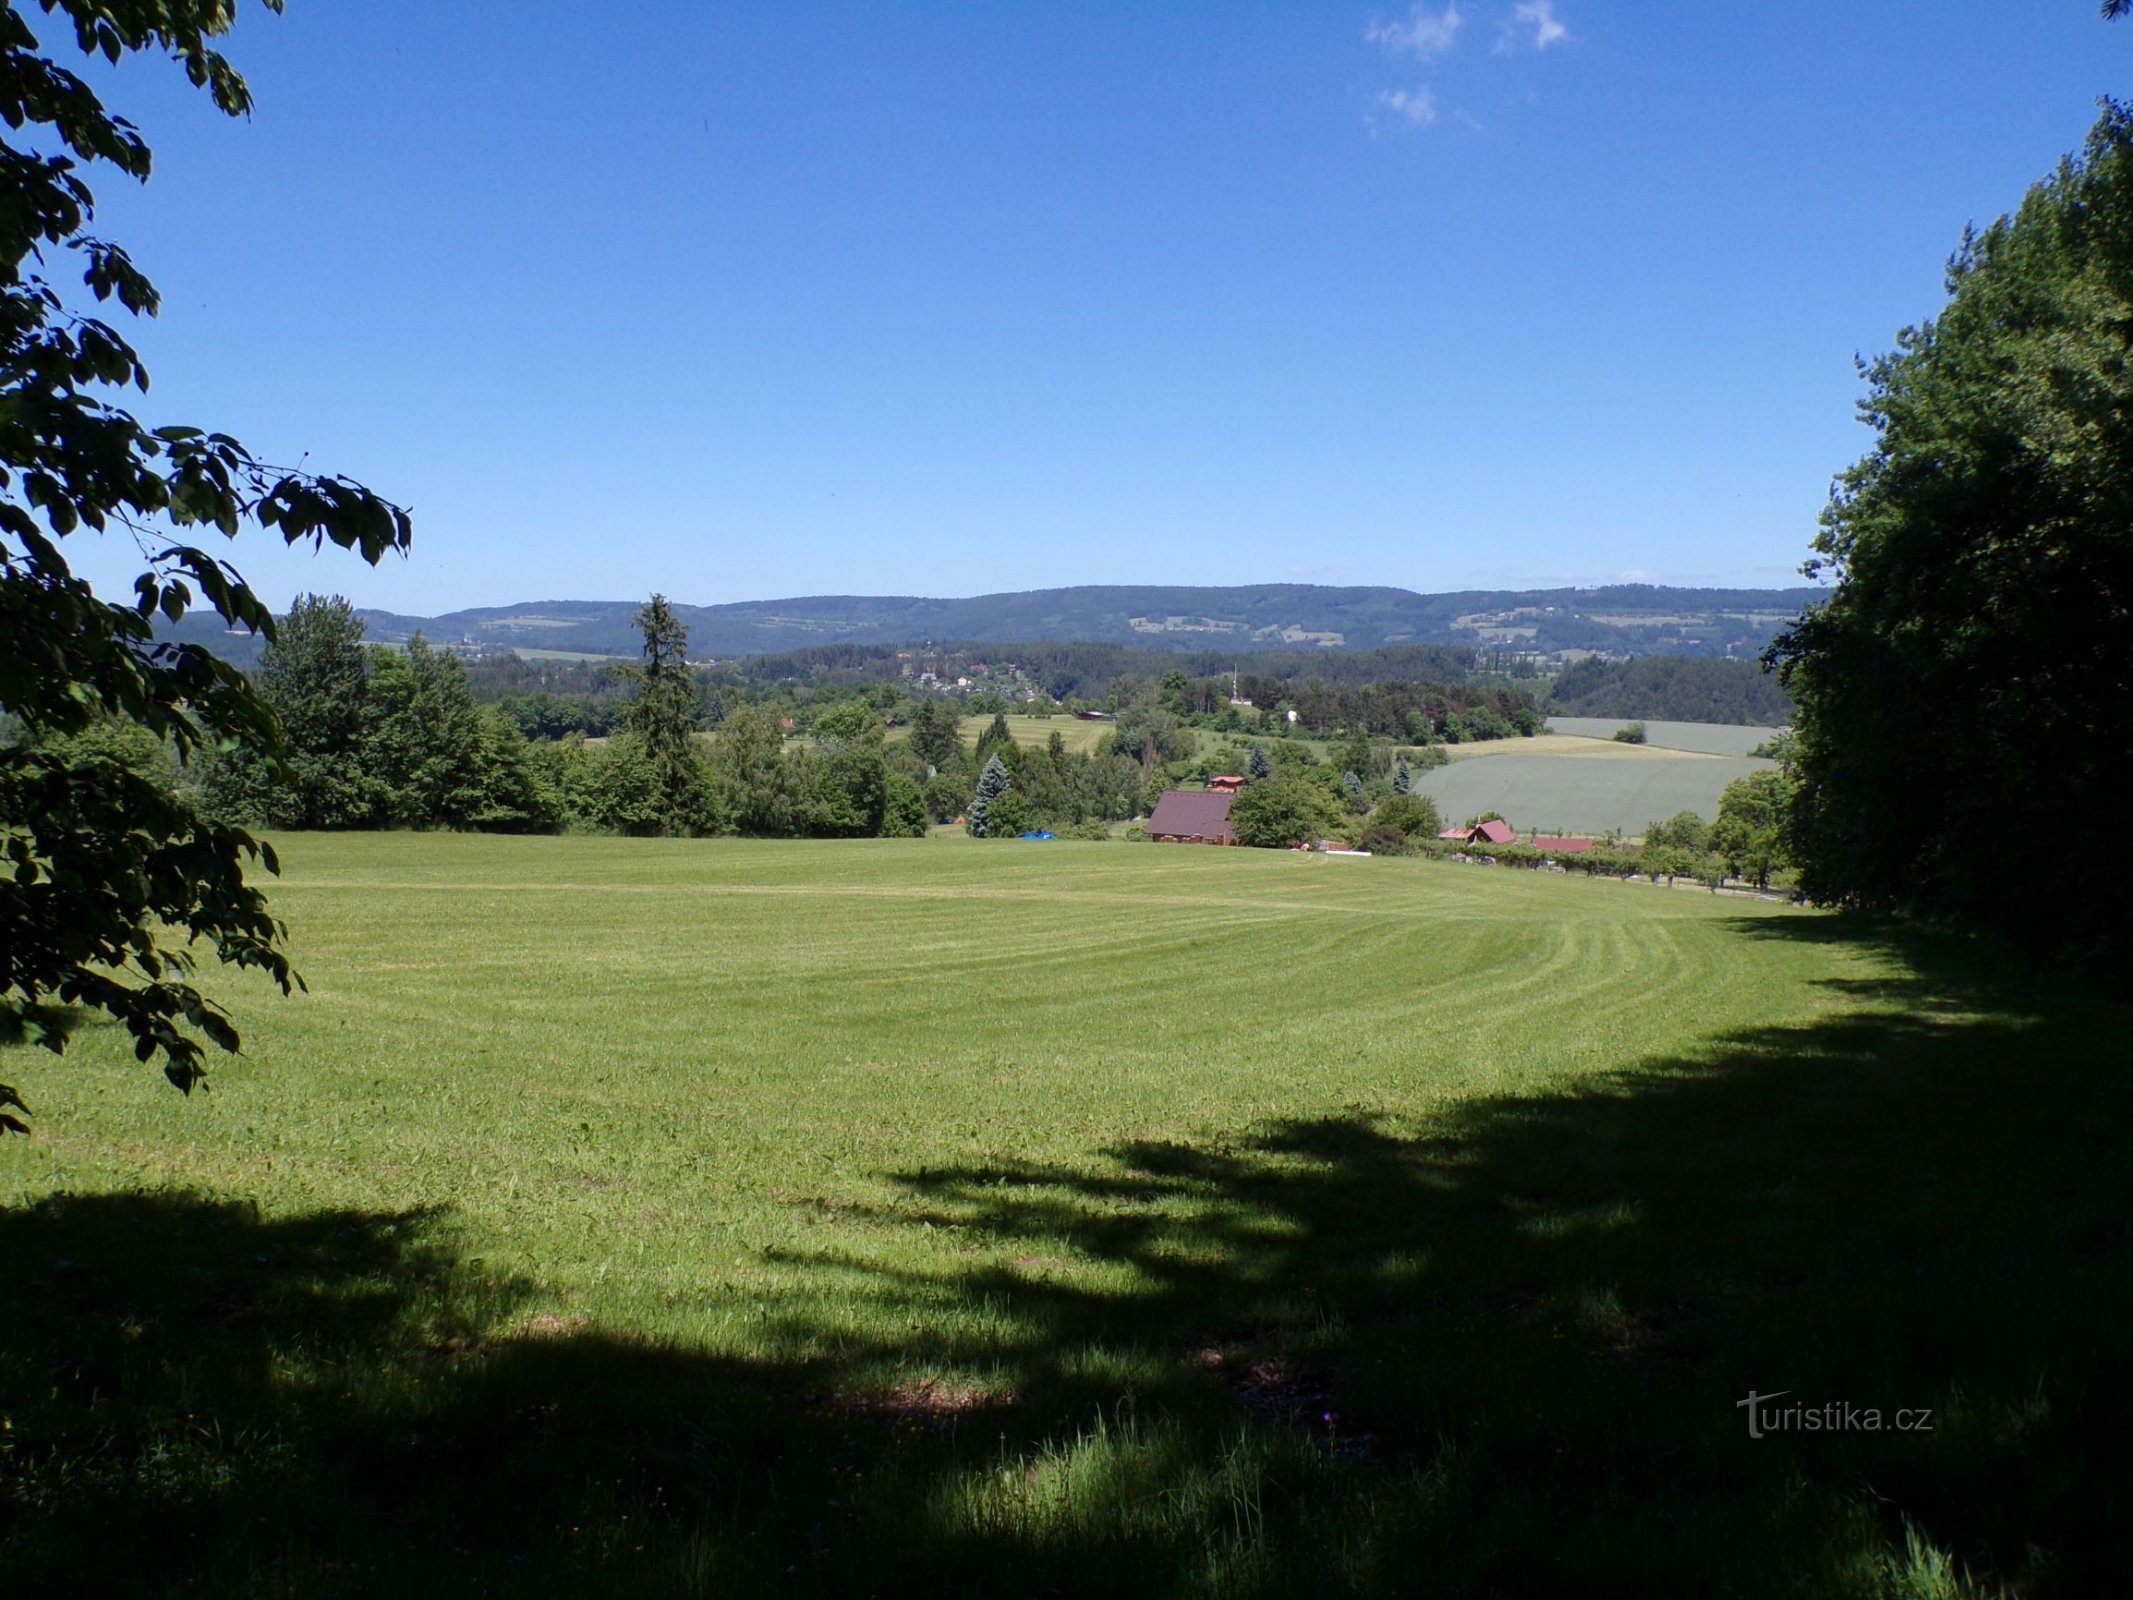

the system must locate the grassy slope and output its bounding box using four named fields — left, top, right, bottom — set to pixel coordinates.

left=3, top=836, right=2124, bottom=1597
left=1545, top=716, right=1781, bottom=757
left=1415, top=753, right=1776, bottom=835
